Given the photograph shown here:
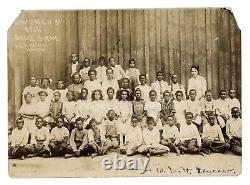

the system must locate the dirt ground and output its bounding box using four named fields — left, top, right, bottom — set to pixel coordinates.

left=9, top=151, right=241, bottom=177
